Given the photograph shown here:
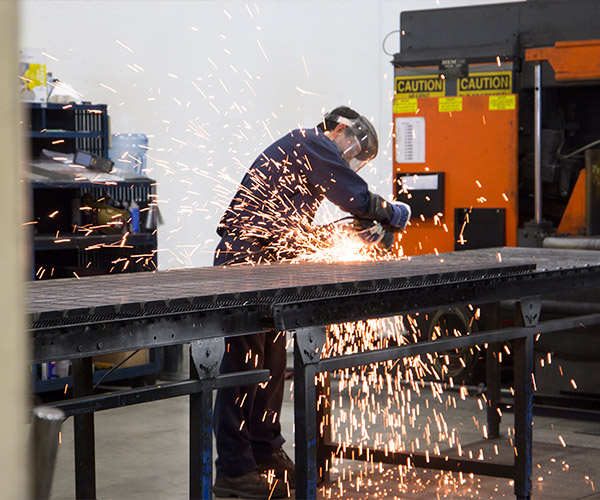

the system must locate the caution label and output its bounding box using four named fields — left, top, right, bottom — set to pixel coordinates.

left=395, top=75, right=445, bottom=99
left=457, top=71, right=512, bottom=96
left=489, top=94, right=517, bottom=111
left=439, top=97, right=463, bottom=113
left=393, top=98, right=418, bottom=114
